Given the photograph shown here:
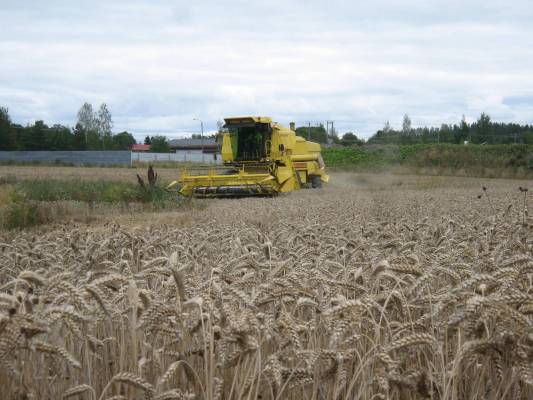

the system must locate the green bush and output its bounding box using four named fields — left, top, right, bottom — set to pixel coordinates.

left=322, top=146, right=398, bottom=170
left=1, top=201, right=43, bottom=229
left=0, top=175, right=17, bottom=185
